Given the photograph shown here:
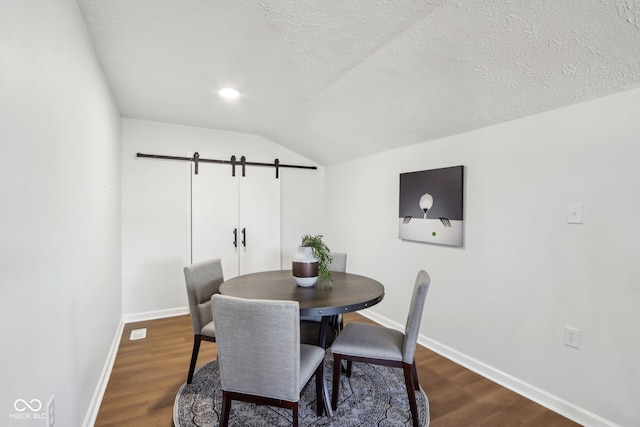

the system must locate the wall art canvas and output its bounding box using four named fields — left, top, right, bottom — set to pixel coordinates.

left=399, top=165, right=464, bottom=247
